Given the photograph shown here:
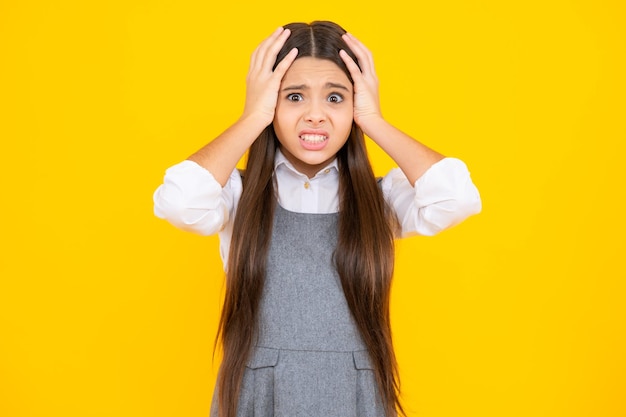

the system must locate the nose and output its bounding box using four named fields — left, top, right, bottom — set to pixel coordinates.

left=304, top=101, right=326, bottom=125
